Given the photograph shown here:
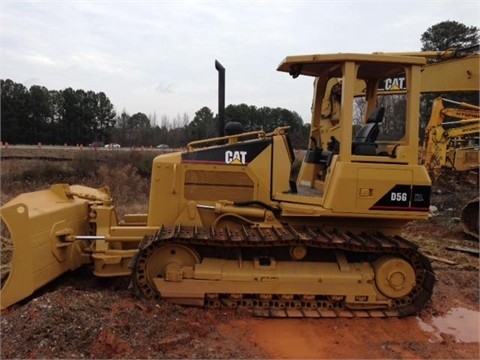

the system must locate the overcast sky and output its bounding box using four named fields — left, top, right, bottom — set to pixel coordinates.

left=1, top=0, right=479, bottom=124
